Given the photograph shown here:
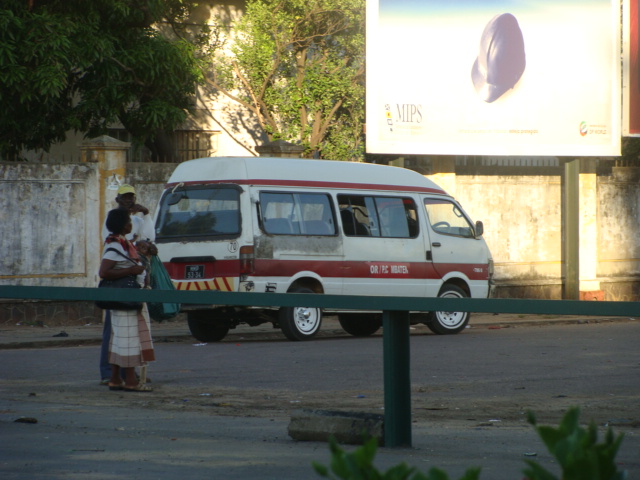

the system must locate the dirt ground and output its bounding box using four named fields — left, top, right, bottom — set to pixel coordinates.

left=3, top=313, right=639, bottom=434
left=3, top=315, right=639, bottom=480
left=4, top=327, right=639, bottom=432
left=6, top=371, right=638, bottom=435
